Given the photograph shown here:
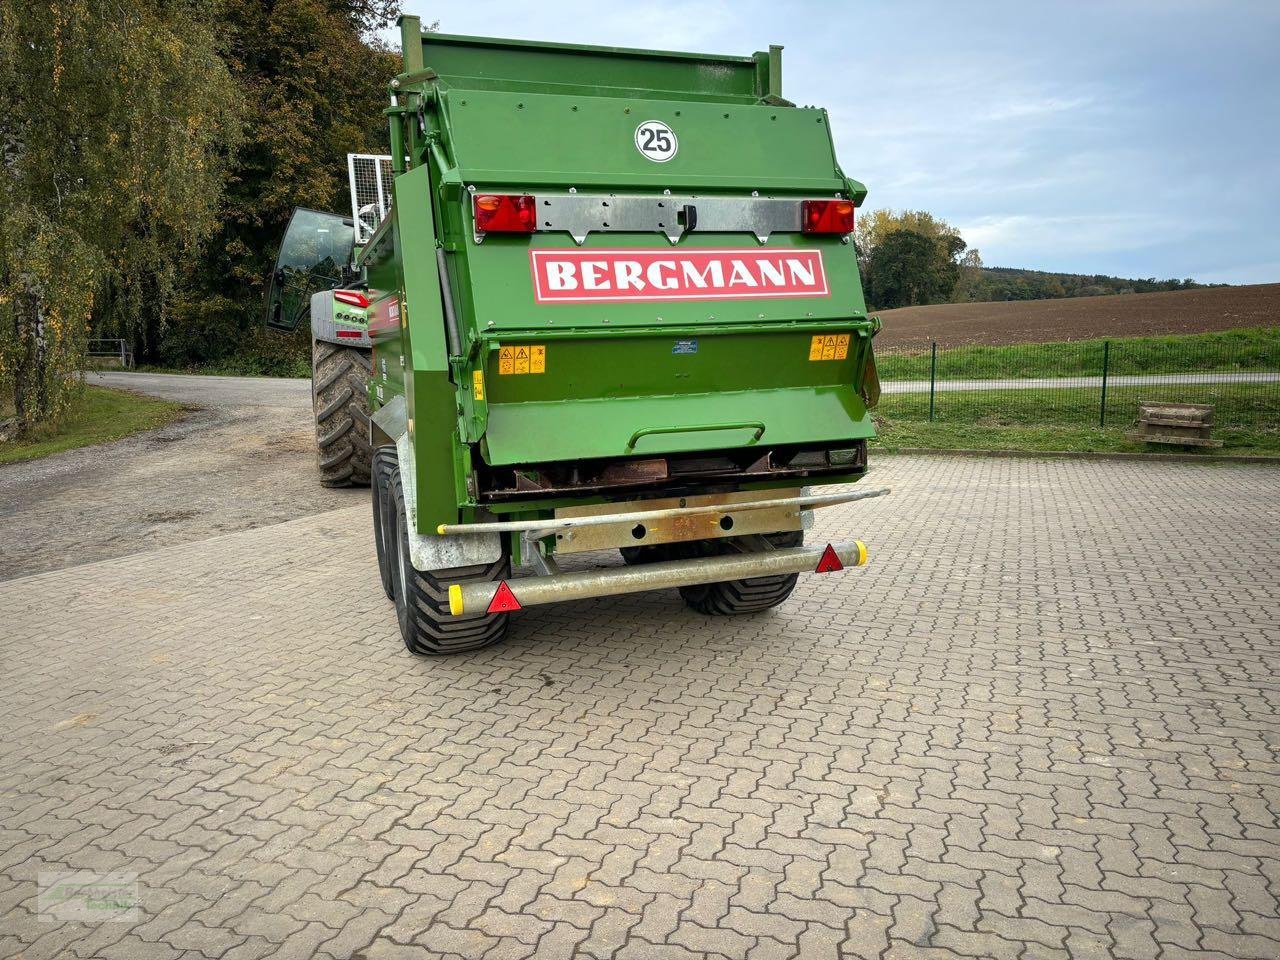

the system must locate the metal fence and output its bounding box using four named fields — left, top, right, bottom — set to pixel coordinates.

left=86, top=339, right=134, bottom=369
left=875, top=334, right=1280, bottom=430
